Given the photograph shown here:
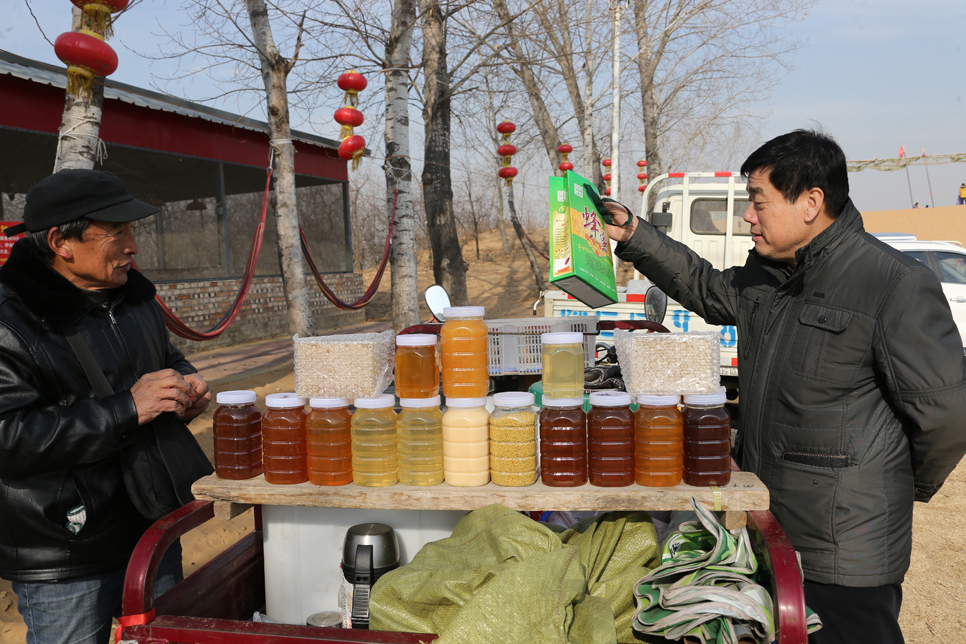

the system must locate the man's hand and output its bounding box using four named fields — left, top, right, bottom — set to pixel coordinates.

left=130, top=369, right=193, bottom=425
left=177, top=373, right=212, bottom=422
left=604, top=201, right=638, bottom=243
